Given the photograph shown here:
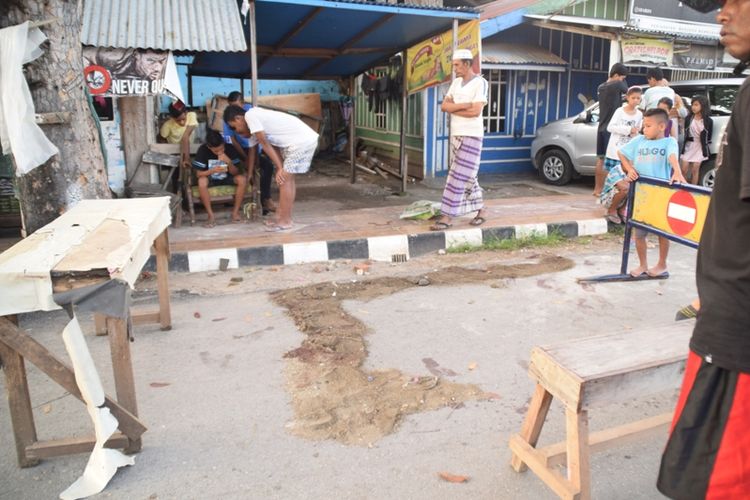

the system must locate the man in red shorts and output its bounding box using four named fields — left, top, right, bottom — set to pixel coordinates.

left=657, top=0, right=750, bottom=497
